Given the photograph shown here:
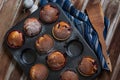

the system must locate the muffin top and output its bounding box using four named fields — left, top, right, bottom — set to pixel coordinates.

left=60, top=70, right=79, bottom=80
left=24, top=18, right=41, bottom=36
left=30, top=64, right=48, bottom=80
left=47, top=51, right=66, bottom=70
left=40, top=4, right=59, bottom=23
left=36, top=34, right=54, bottom=53
left=7, top=31, right=23, bottom=48
left=78, top=57, right=98, bottom=76
left=52, top=21, right=72, bottom=40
